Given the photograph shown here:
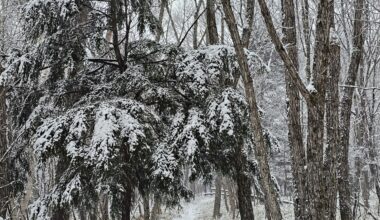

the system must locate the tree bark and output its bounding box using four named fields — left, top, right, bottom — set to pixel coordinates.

left=155, top=0, right=167, bottom=42
left=0, top=87, right=9, bottom=218
left=338, top=0, right=365, bottom=219
left=324, top=39, right=340, bottom=220
left=151, top=194, right=161, bottom=220
left=301, top=0, right=311, bottom=82
left=222, top=0, right=283, bottom=219
left=143, top=192, right=150, bottom=220
left=213, top=174, right=222, bottom=219
left=242, top=0, right=255, bottom=48
left=306, top=1, right=332, bottom=215
left=236, top=171, right=254, bottom=220
left=206, top=0, right=219, bottom=44
left=223, top=179, right=229, bottom=213
left=121, top=184, right=133, bottom=220
left=281, top=0, right=307, bottom=219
